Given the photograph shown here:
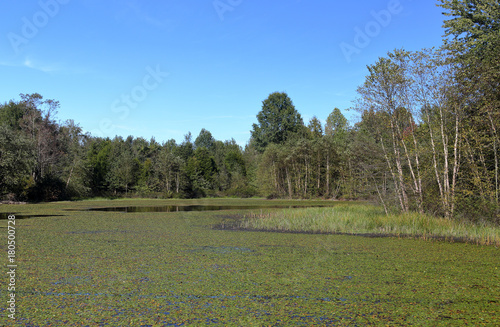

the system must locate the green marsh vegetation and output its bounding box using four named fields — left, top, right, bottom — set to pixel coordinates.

left=238, top=203, right=500, bottom=246
left=0, top=199, right=499, bottom=326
